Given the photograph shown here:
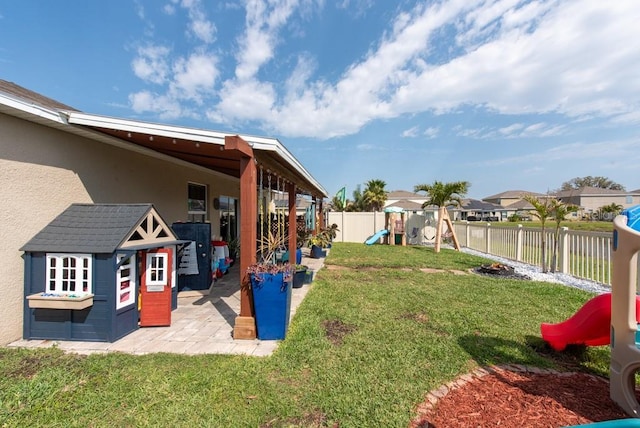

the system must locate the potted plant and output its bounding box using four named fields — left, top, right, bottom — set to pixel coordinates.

left=292, top=264, right=308, bottom=288
left=247, top=230, right=294, bottom=340
left=307, top=234, right=328, bottom=258
left=227, top=237, right=239, bottom=264
left=321, top=223, right=340, bottom=248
